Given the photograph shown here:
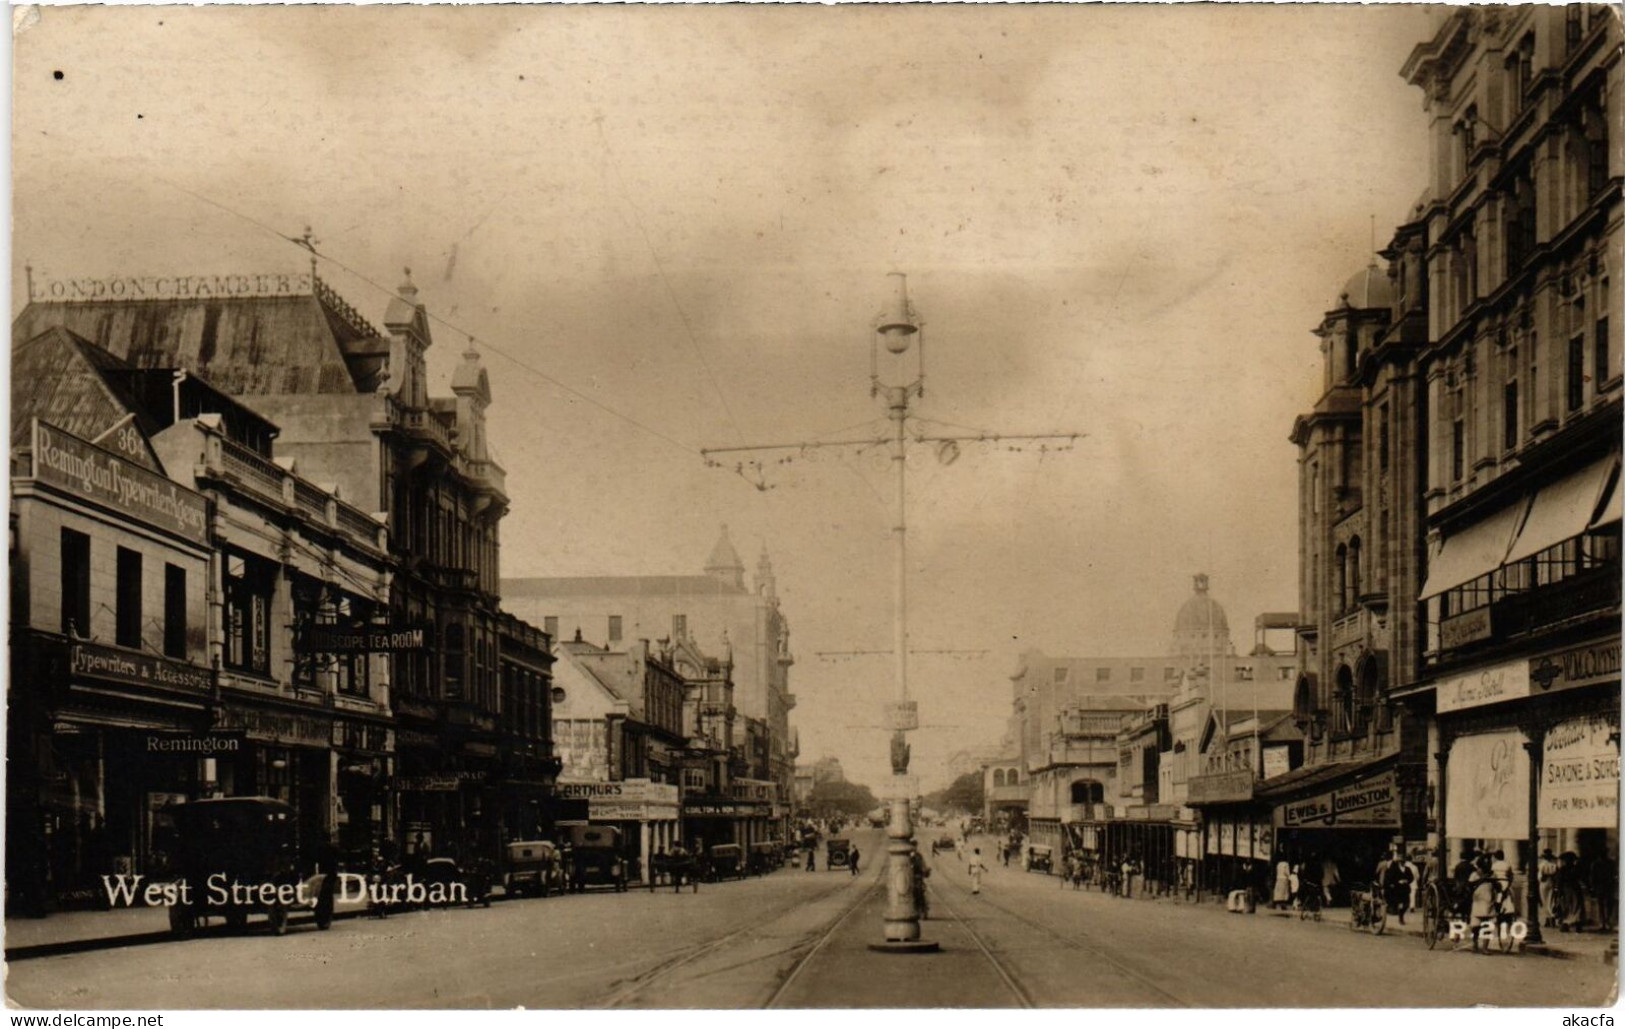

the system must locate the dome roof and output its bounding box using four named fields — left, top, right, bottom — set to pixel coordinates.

left=1334, top=262, right=1394, bottom=312
left=1173, top=573, right=1229, bottom=635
